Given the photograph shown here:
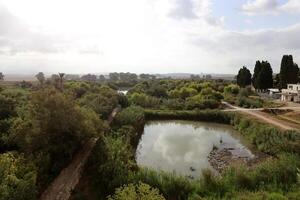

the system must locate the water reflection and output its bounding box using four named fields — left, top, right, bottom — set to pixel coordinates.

left=118, top=90, right=128, bottom=95
left=136, top=120, right=253, bottom=178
